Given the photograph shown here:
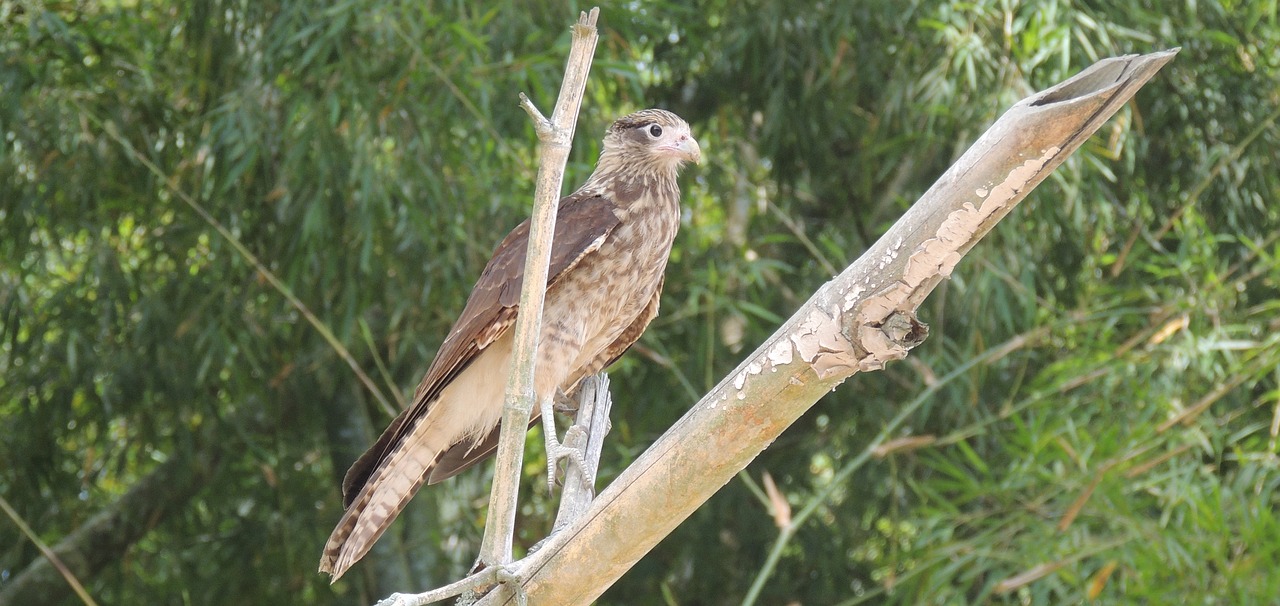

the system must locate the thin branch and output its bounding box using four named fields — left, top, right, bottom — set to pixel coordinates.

left=389, top=22, right=511, bottom=158
left=0, top=422, right=225, bottom=606
left=81, top=105, right=396, bottom=417
left=766, top=199, right=840, bottom=277
left=373, top=568, right=500, bottom=606
left=476, top=48, right=1179, bottom=606
left=359, top=317, right=407, bottom=405
left=0, top=496, right=99, bottom=606
left=1155, top=372, right=1252, bottom=433
left=477, top=4, right=600, bottom=577
left=1110, top=100, right=1280, bottom=277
